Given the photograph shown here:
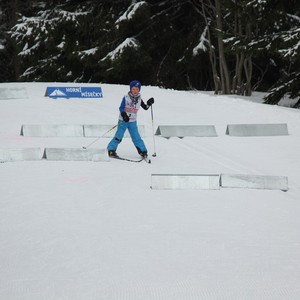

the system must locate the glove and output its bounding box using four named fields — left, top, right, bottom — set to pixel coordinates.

left=147, top=97, right=154, bottom=106
left=121, top=111, right=129, bottom=122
